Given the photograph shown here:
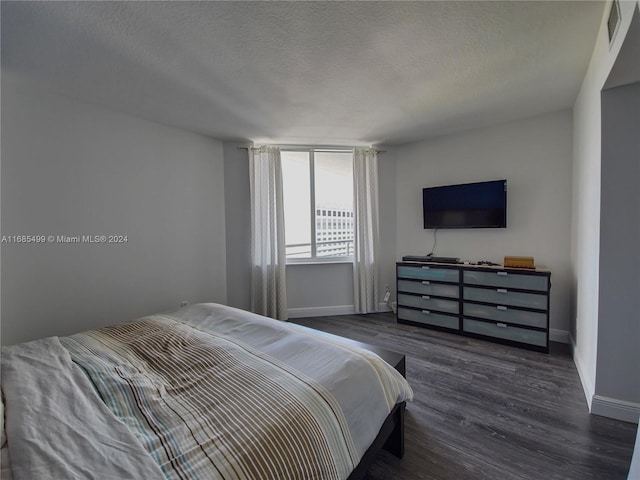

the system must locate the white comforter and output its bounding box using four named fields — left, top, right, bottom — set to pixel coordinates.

left=1, top=303, right=413, bottom=480
left=2, top=336, right=166, bottom=480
